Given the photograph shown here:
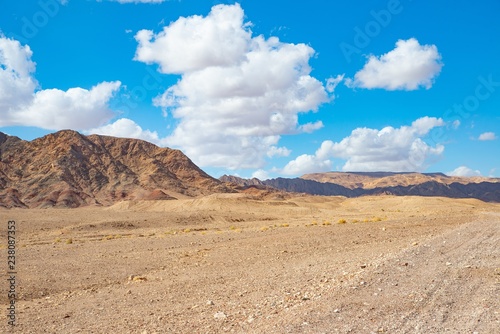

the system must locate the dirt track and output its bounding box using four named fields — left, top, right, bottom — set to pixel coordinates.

left=1, top=195, right=499, bottom=333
